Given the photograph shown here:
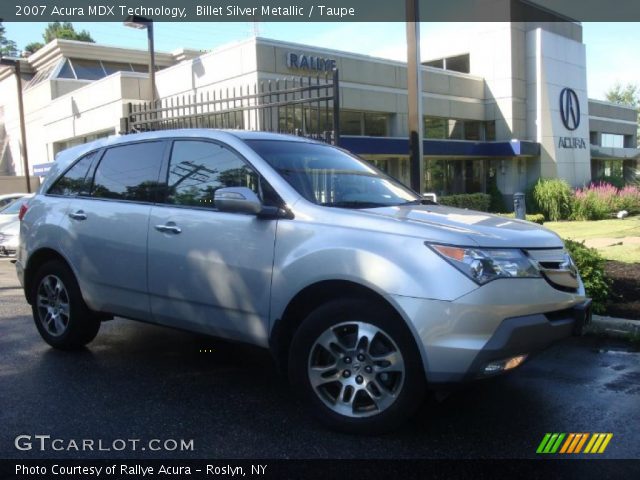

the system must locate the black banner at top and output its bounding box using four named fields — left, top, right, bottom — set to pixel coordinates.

left=1, top=0, right=640, bottom=22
